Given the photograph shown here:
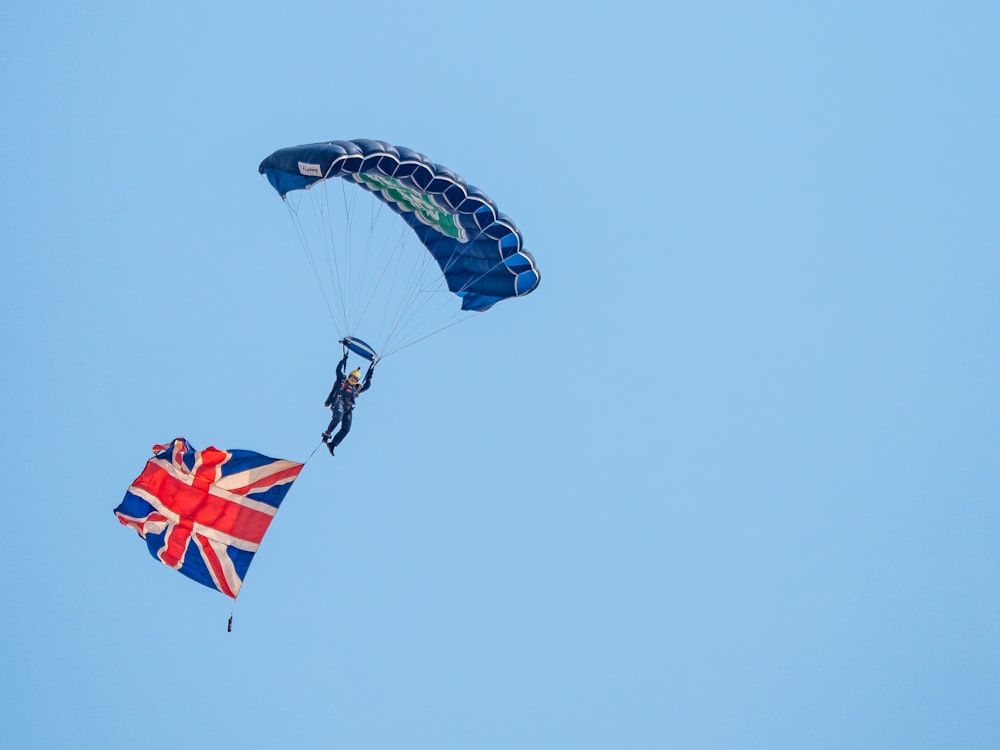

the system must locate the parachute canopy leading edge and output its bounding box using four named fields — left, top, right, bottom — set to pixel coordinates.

left=259, top=139, right=540, bottom=313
